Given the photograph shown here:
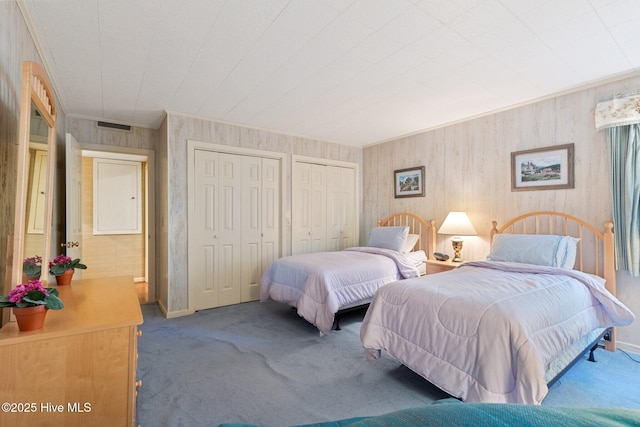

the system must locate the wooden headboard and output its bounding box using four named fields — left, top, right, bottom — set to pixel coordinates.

left=377, top=212, right=436, bottom=259
left=490, top=211, right=616, bottom=351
